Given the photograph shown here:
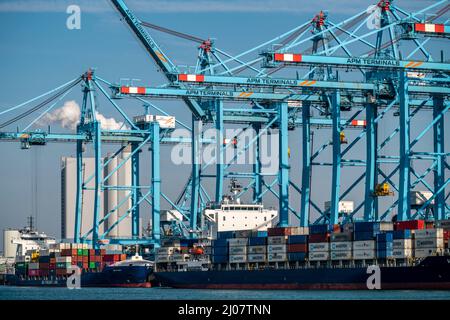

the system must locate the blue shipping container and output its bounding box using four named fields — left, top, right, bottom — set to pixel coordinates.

left=309, top=224, right=328, bottom=234
left=255, top=231, right=268, bottom=237
left=249, top=237, right=267, bottom=246
left=287, top=235, right=308, bottom=244
left=212, top=246, right=228, bottom=255
left=211, top=255, right=228, bottom=263
left=217, top=231, right=235, bottom=240
left=376, top=232, right=394, bottom=242
left=393, top=230, right=412, bottom=239
left=212, top=239, right=228, bottom=247
left=376, top=242, right=393, bottom=250
left=288, top=252, right=307, bottom=261
left=376, top=250, right=393, bottom=259
left=354, top=222, right=381, bottom=233
left=353, top=232, right=375, bottom=241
